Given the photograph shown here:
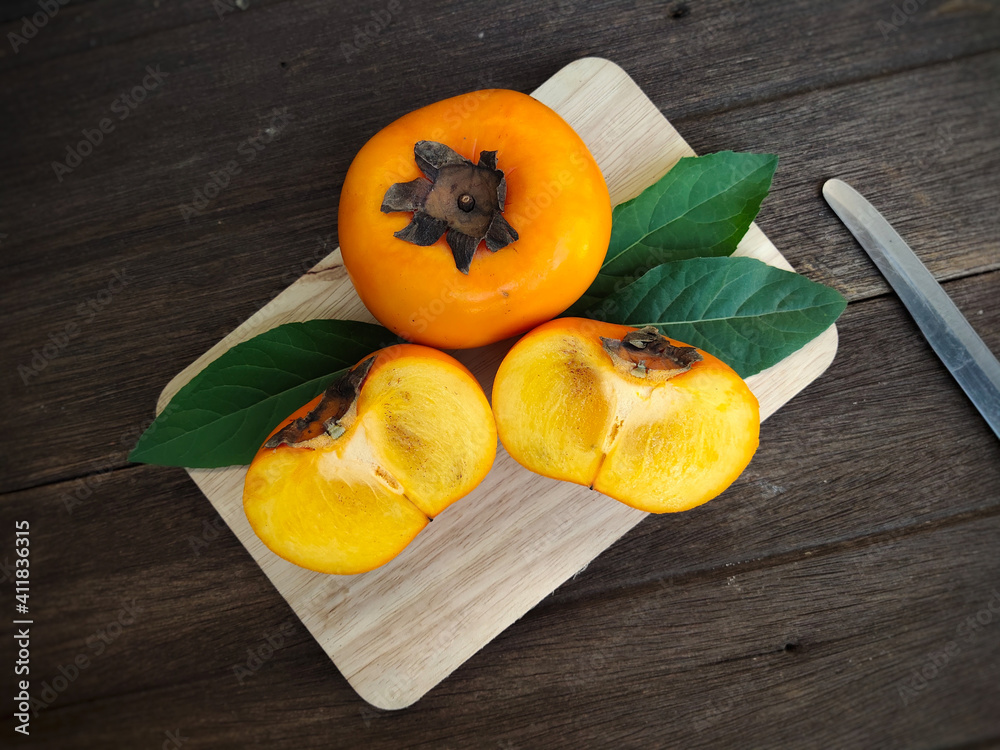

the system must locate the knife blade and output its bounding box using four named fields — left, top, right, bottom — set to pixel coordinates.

left=823, top=178, right=1000, bottom=440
